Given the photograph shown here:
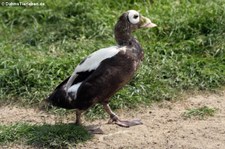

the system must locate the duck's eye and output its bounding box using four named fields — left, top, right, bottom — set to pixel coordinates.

left=128, top=10, right=140, bottom=24
left=133, top=15, right=139, bottom=19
